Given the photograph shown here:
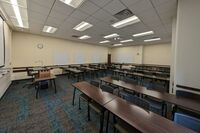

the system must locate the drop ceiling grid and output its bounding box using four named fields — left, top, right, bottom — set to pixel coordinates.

left=3, top=0, right=178, bottom=46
